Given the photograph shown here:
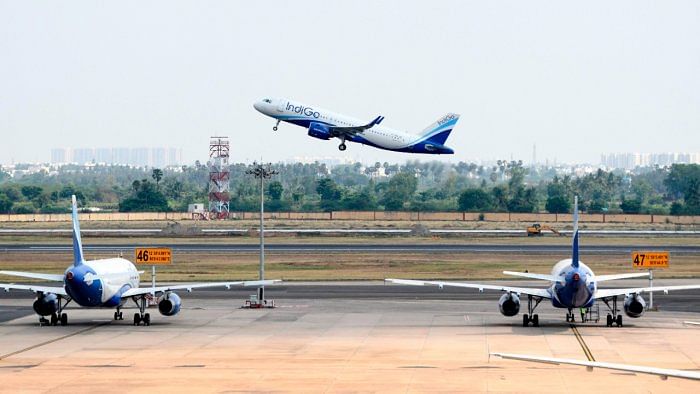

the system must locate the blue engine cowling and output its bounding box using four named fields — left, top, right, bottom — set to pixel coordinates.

left=624, top=294, right=646, bottom=318
left=498, top=293, right=520, bottom=317
left=33, top=293, right=59, bottom=316
left=308, top=122, right=331, bottom=140
left=158, top=292, right=182, bottom=316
